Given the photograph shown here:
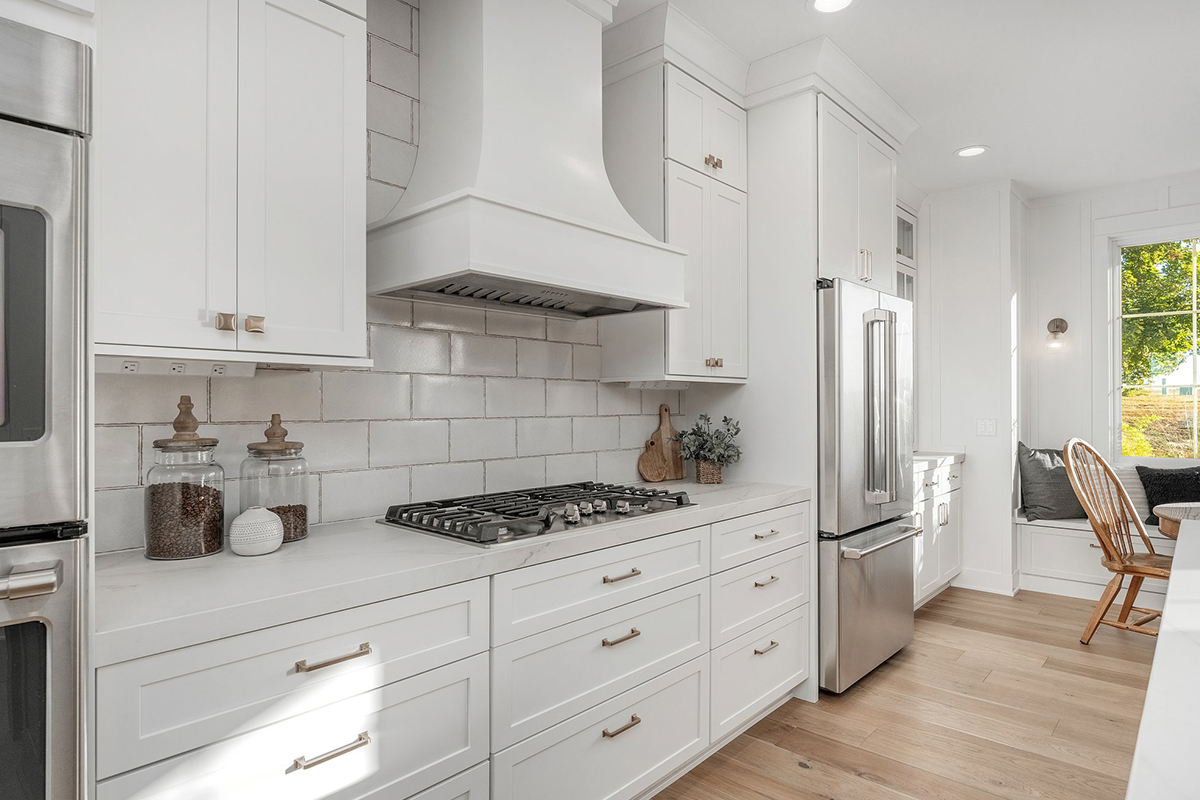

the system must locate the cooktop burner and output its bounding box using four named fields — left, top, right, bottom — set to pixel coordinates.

left=380, top=482, right=694, bottom=546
